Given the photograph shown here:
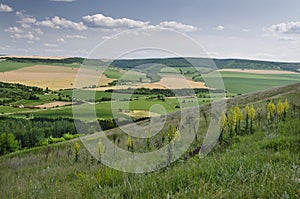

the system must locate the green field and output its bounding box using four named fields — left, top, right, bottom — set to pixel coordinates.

left=204, top=71, right=300, bottom=94
left=0, top=61, right=35, bottom=72
left=9, top=97, right=205, bottom=120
